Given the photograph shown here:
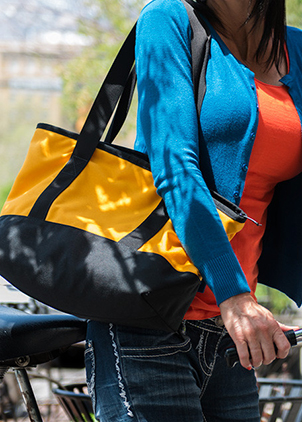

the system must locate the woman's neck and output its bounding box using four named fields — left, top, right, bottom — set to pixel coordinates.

left=205, top=0, right=287, bottom=85
left=206, top=0, right=254, bottom=28
left=206, top=0, right=263, bottom=63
